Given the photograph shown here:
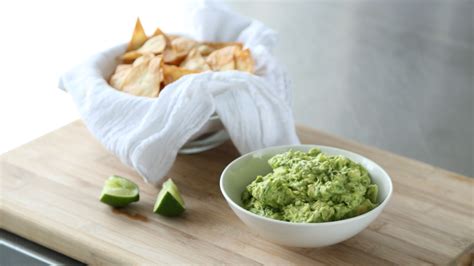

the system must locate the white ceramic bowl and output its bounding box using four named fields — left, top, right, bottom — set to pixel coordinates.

left=220, top=145, right=393, bottom=248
